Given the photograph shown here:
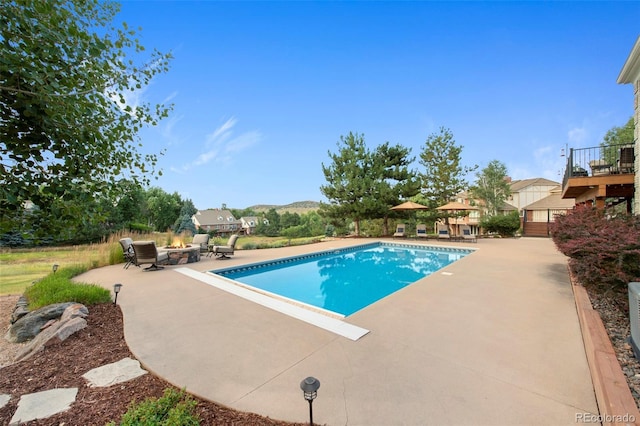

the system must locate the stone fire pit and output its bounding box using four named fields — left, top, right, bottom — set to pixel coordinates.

left=162, top=245, right=200, bottom=264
